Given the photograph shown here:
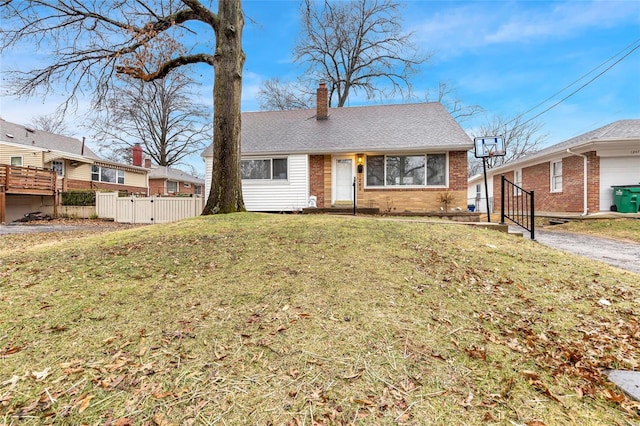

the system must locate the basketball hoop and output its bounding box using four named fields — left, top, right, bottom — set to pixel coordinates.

left=473, top=136, right=506, bottom=159
left=473, top=136, right=506, bottom=224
